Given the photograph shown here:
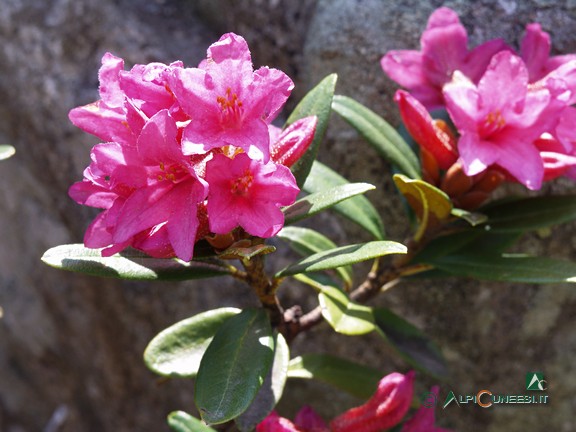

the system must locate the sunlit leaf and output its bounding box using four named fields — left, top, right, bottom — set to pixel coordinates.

left=451, top=208, right=487, bottom=226
left=235, top=333, right=289, bottom=432
left=287, top=354, right=382, bottom=399
left=284, top=183, right=376, bottom=224
left=318, top=285, right=376, bottom=335
left=195, top=308, right=274, bottom=425
left=217, top=243, right=276, bottom=260
left=144, top=308, right=240, bottom=378
left=286, top=74, right=337, bottom=187
left=331, top=95, right=420, bottom=179
left=393, top=174, right=453, bottom=241
left=42, top=244, right=232, bottom=280
left=304, top=161, right=386, bottom=240
left=277, top=227, right=353, bottom=289
left=0, top=145, right=15, bottom=160
left=167, top=411, right=216, bottom=432
left=275, top=241, right=407, bottom=278
left=373, top=307, right=448, bottom=379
